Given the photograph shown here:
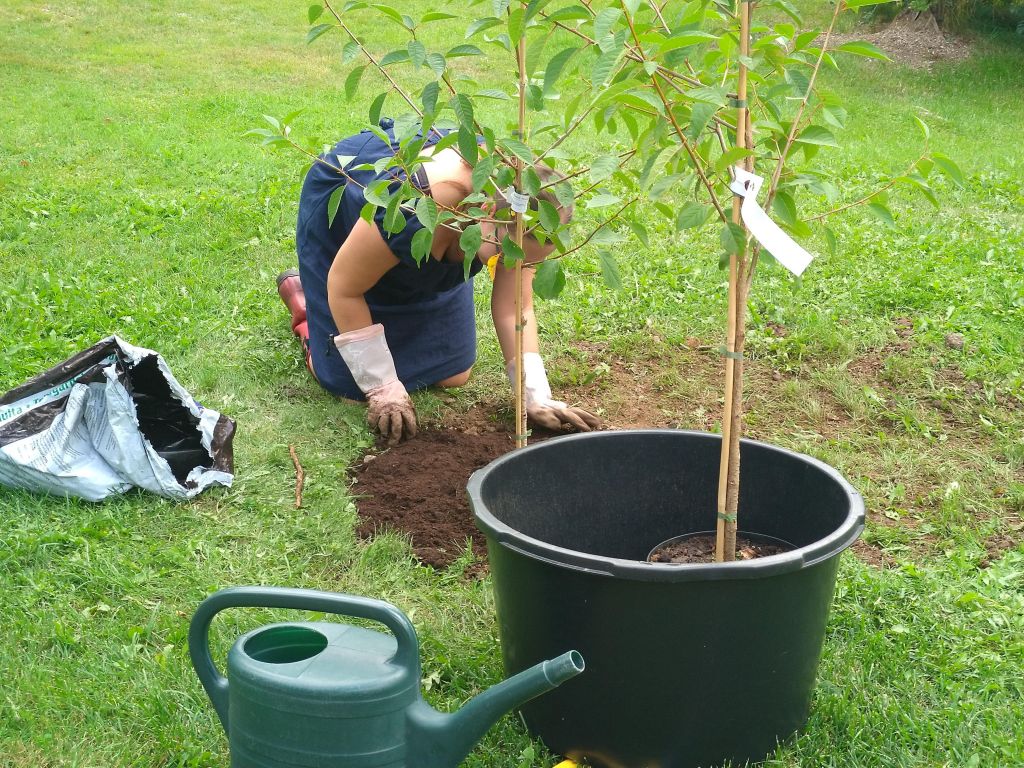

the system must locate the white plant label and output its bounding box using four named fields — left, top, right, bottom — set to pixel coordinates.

left=504, top=187, right=530, bottom=214
left=729, top=167, right=814, bottom=277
